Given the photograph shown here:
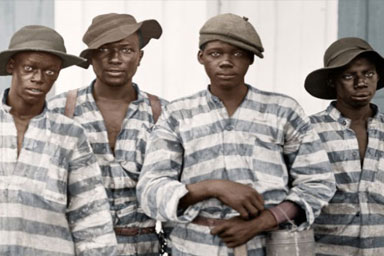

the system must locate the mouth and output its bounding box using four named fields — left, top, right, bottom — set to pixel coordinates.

left=26, top=88, right=44, bottom=95
left=217, top=73, right=236, bottom=80
left=105, top=70, right=125, bottom=76
left=352, top=93, right=371, bottom=101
